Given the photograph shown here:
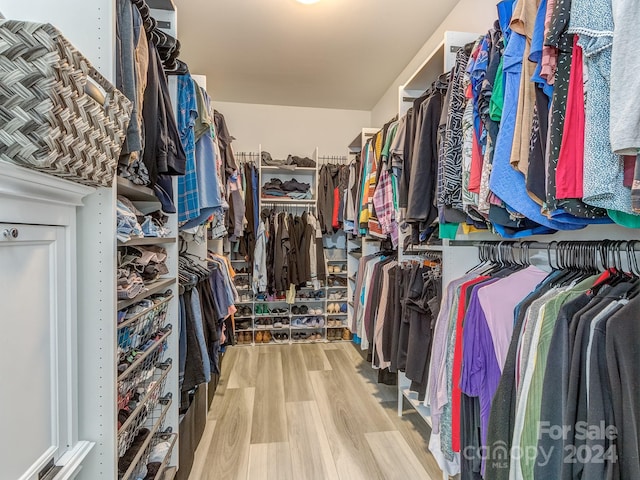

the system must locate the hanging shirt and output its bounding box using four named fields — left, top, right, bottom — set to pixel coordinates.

left=176, top=74, right=200, bottom=224
left=489, top=28, right=586, bottom=230
left=519, top=276, right=597, bottom=479
left=477, top=266, right=548, bottom=368
left=460, top=283, right=503, bottom=476
left=570, top=0, right=637, bottom=217
left=509, top=0, right=539, bottom=176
